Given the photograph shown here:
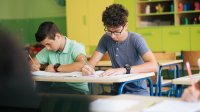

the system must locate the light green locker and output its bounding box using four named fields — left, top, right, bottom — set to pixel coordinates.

left=190, top=26, right=200, bottom=51
left=162, top=27, right=190, bottom=51
left=136, top=28, right=162, bottom=51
